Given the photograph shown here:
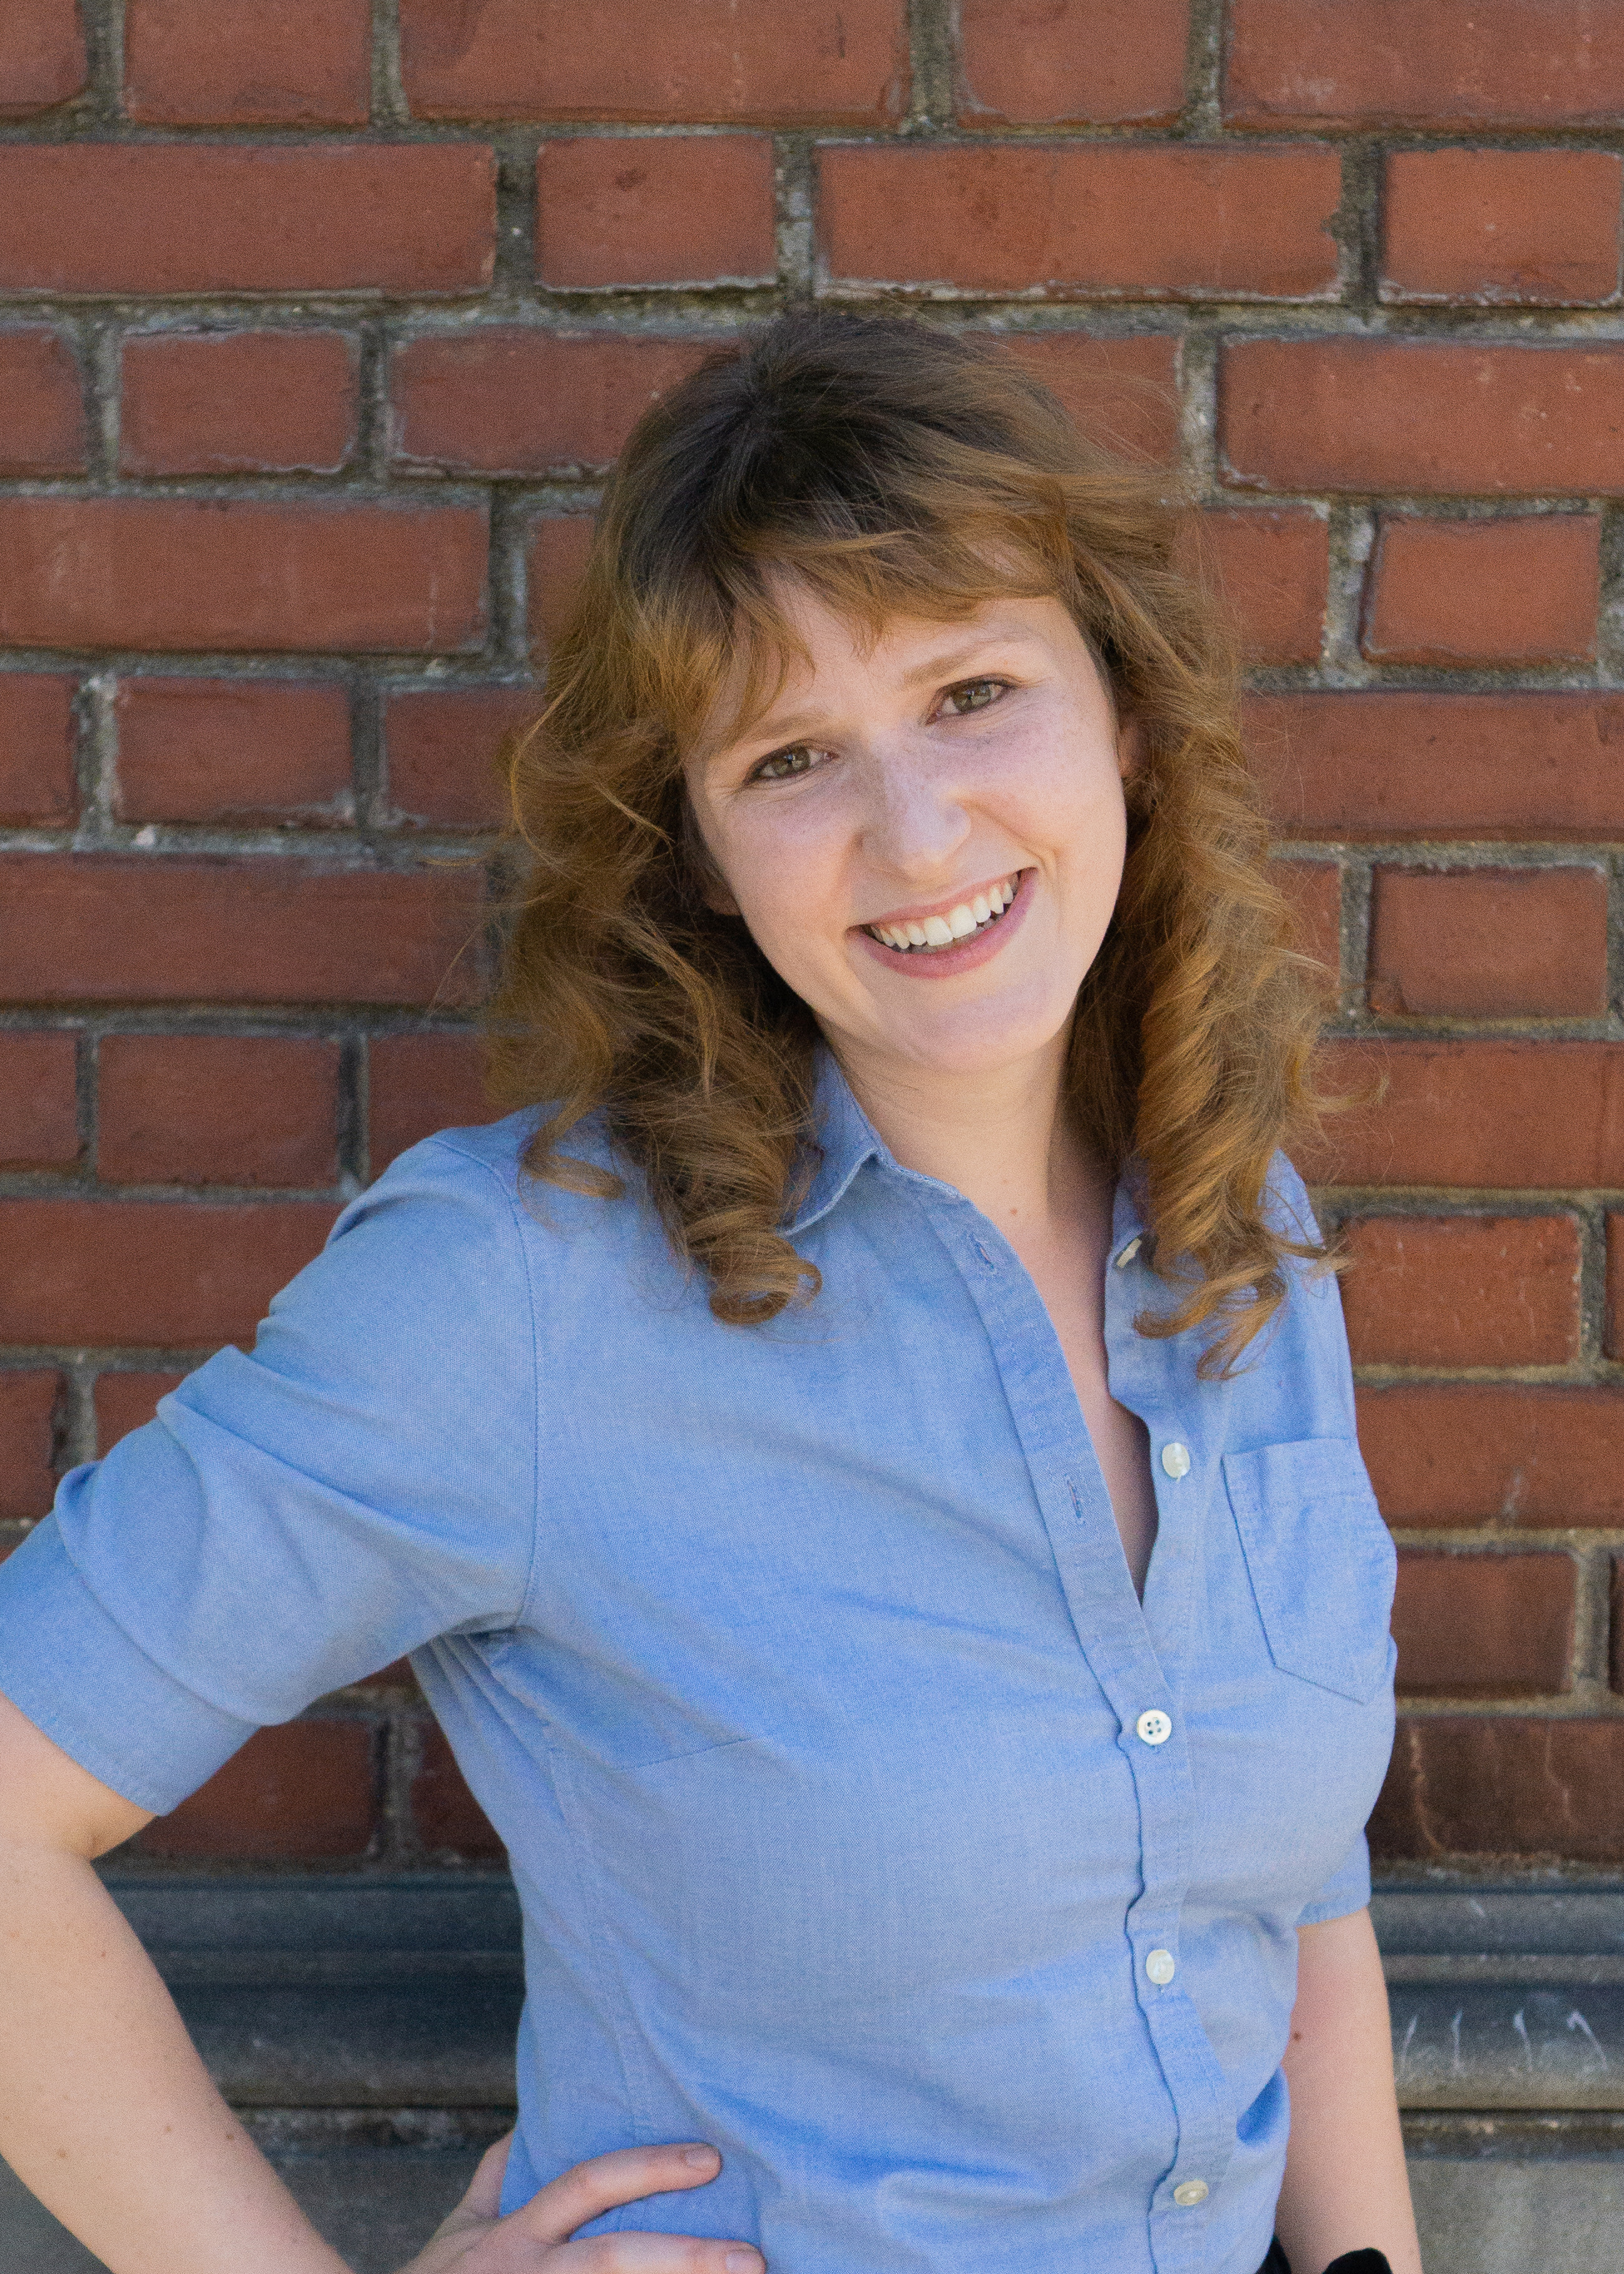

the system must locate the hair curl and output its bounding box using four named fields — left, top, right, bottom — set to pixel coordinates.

left=486, top=311, right=1332, bottom=1376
